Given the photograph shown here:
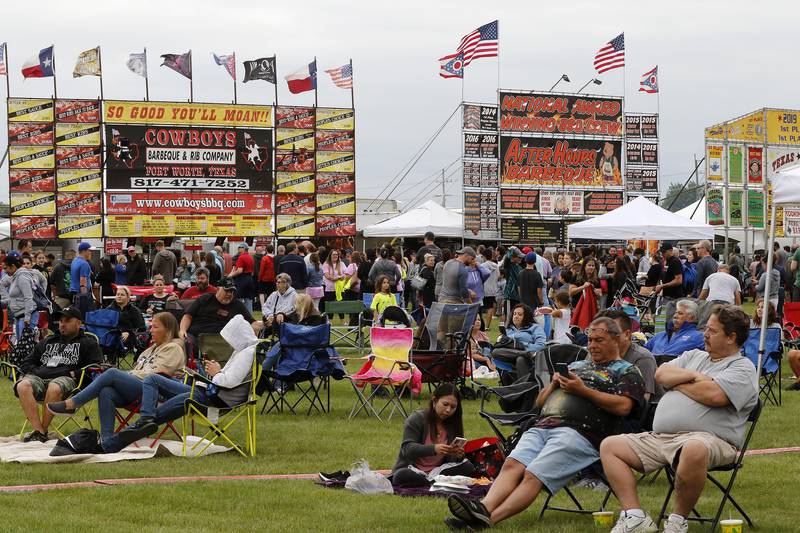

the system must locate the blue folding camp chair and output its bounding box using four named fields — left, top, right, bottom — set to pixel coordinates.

left=743, top=327, right=783, bottom=406
left=84, top=309, right=125, bottom=366
left=260, top=322, right=345, bottom=415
